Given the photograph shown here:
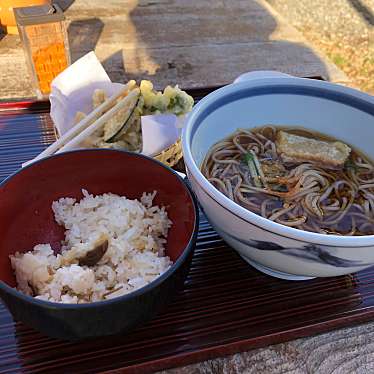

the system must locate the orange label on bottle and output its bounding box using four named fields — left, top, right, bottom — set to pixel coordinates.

left=31, top=42, right=68, bottom=94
